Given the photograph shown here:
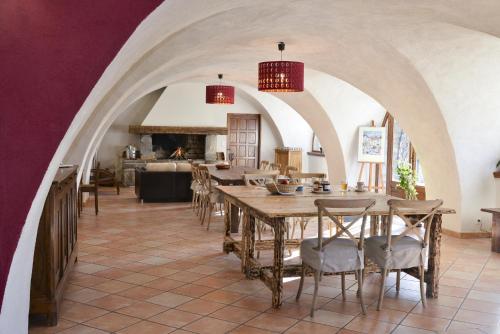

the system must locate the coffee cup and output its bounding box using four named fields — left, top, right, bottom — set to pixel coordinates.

left=356, top=181, right=365, bottom=191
